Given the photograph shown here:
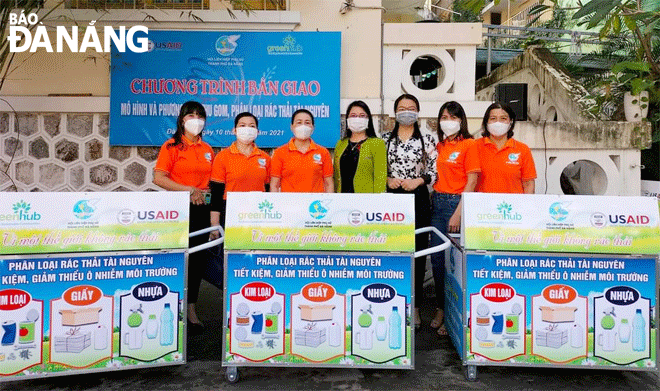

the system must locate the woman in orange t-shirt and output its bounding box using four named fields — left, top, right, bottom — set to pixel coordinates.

left=468, top=102, right=536, bottom=194
left=153, top=101, right=213, bottom=334
left=209, top=112, right=271, bottom=231
left=429, top=101, right=478, bottom=336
